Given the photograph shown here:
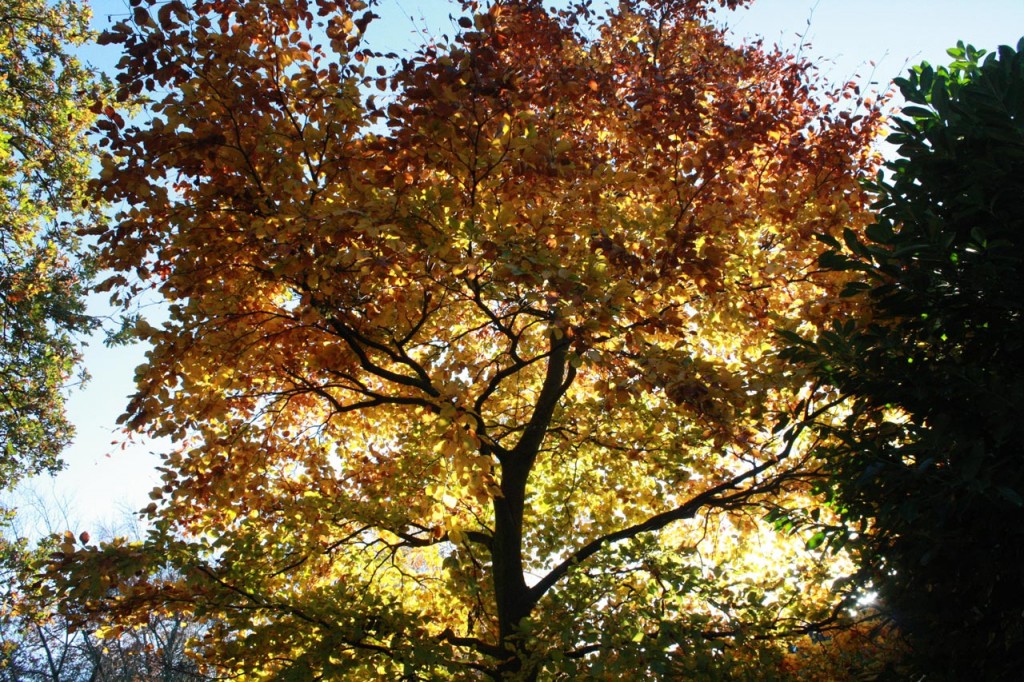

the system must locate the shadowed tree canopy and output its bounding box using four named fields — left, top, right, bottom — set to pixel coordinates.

left=782, top=38, right=1024, bottom=681
left=54, top=0, right=882, bottom=678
